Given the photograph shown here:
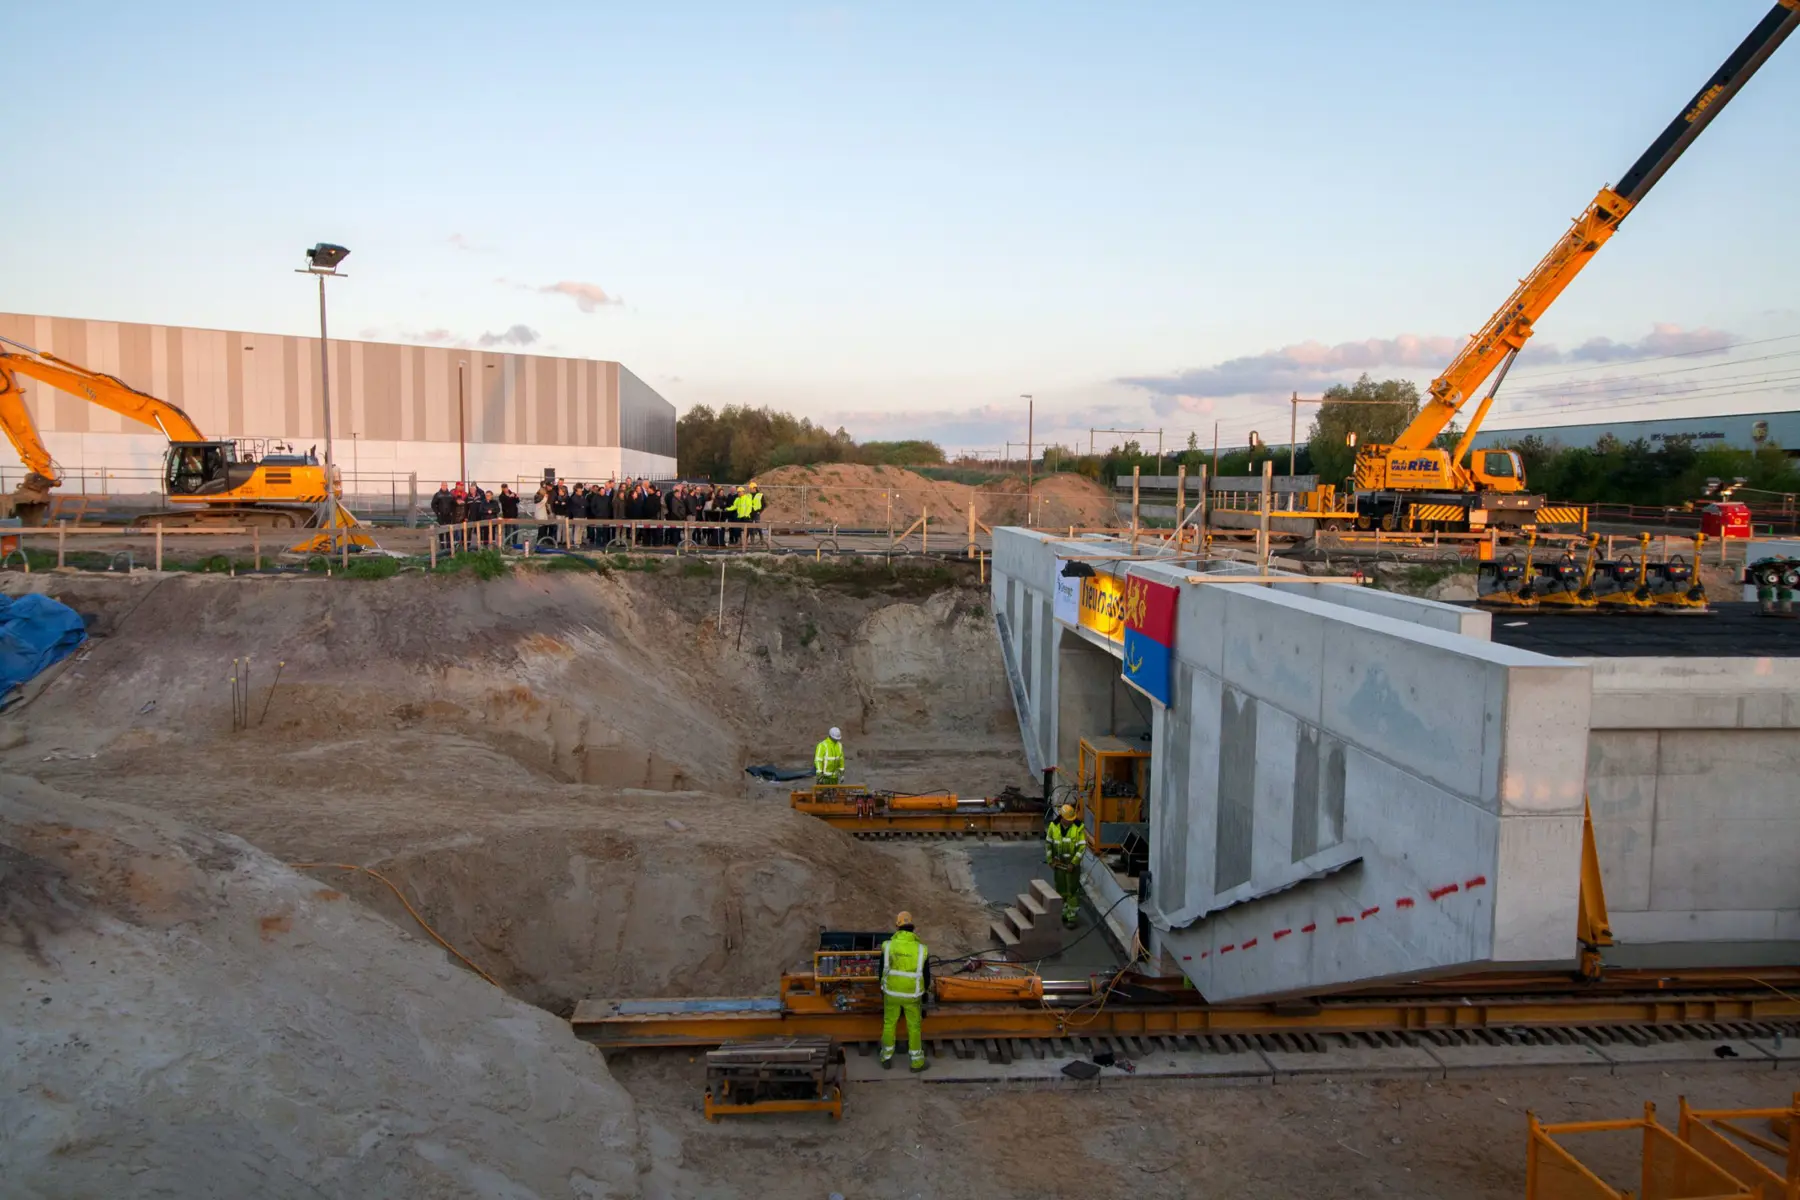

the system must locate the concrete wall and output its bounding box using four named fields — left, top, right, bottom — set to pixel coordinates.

left=1583, top=657, right=1800, bottom=956
left=0, top=312, right=677, bottom=489
left=990, top=527, right=1593, bottom=1002
left=1136, top=562, right=1591, bottom=1002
